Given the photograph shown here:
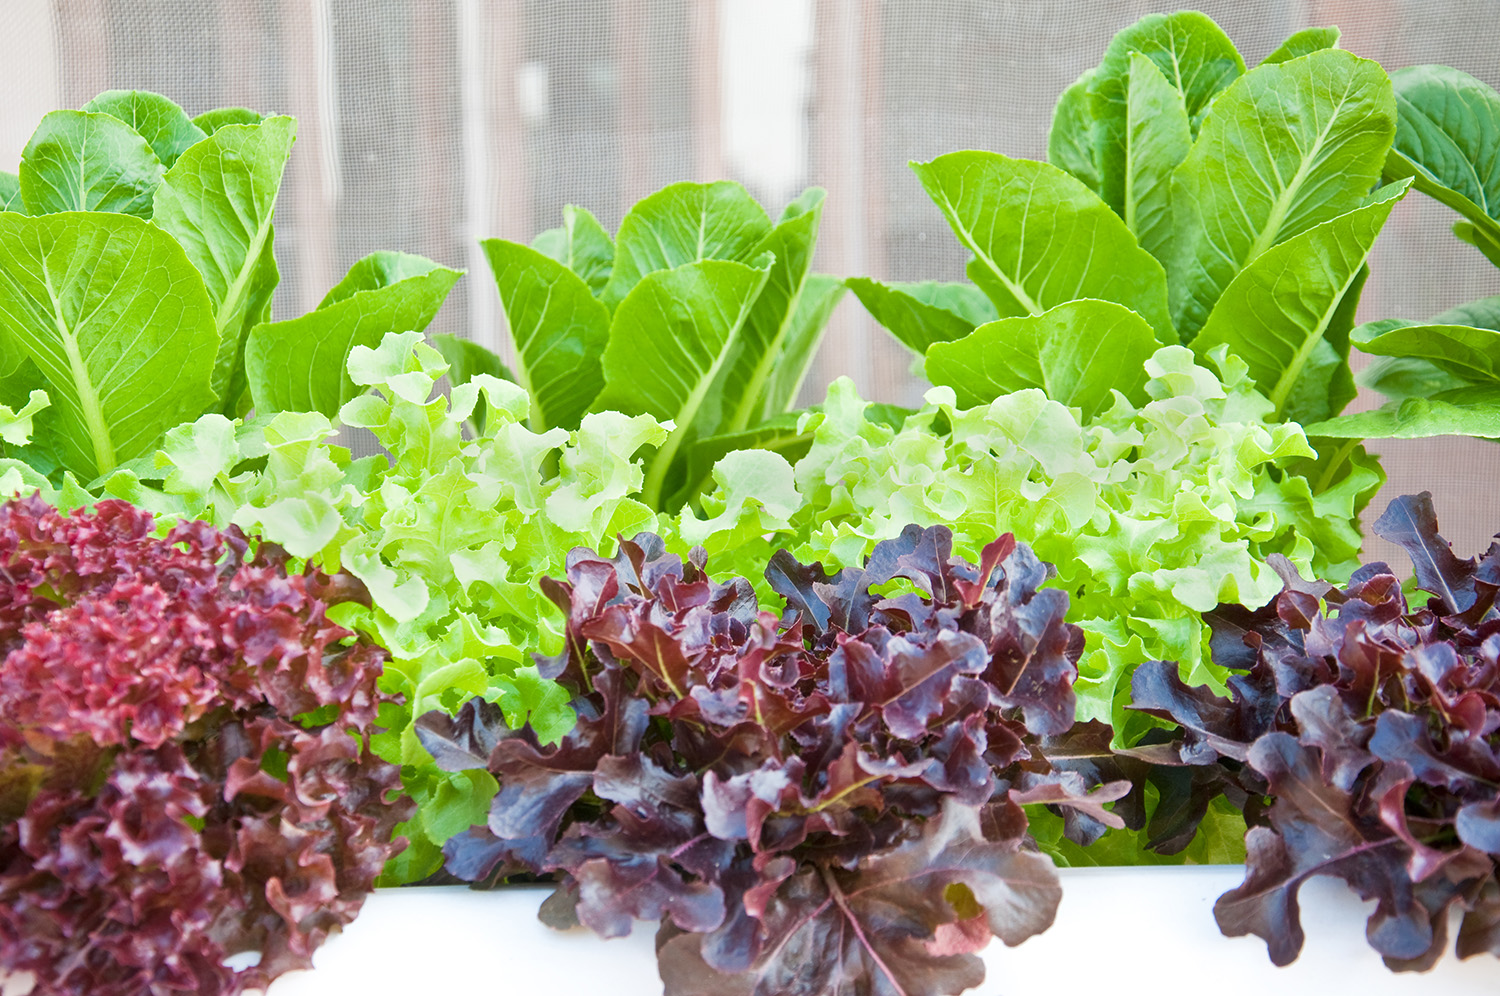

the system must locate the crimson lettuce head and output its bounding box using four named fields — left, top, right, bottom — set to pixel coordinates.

left=1128, top=492, right=1500, bottom=970
left=0, top=494, right=413, bottom=996
left=424, top=525, right=1126, bottom=996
